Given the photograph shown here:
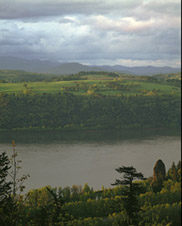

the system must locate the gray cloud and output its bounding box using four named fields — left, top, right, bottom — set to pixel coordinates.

left=0, top=0, right=181, bottom=67
left=0, top=0, right=180, bottom=21
left=0, top=0, right=142, bottom=20
left=143, top=0, right=181, bottom=16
